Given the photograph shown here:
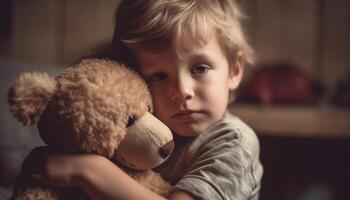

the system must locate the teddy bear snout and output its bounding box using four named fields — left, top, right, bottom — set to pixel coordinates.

left=159, top=140, right=174, bottom=158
